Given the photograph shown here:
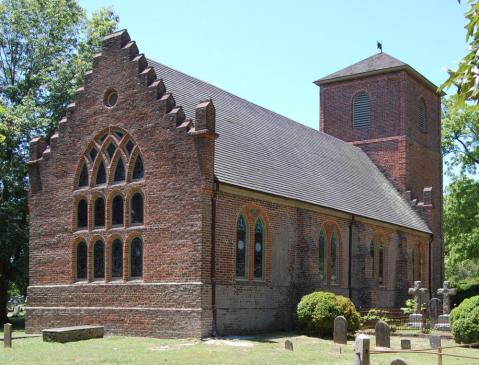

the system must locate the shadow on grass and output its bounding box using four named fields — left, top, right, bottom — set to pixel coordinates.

left=1, top=315, right=25, bottom=333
